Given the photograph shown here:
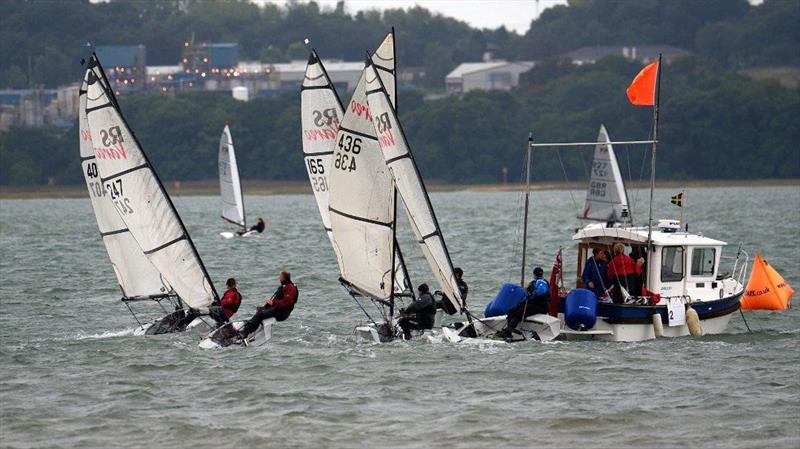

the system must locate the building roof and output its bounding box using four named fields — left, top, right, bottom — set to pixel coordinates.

left=446, top=61, right=534, bottom=81
left=573, top=222, right=727, bottom=247
left=561, top=45, right=690, bottom=63
left=96, top=45, right=145, bottom=67
left=146, top=65, right=182, bottom=76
